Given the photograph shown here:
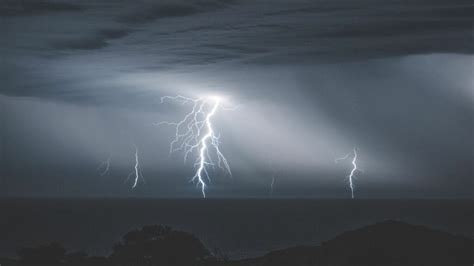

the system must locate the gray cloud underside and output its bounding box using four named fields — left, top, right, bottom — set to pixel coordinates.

left=44, top=0, right=238, bottom=50
left=2, top=0, right=472, bottom=55
left=52, top=29, right=132, bottom=50
left=1, top=0, right=472, bottom=101
left=0, top=0, right=83, bottom=16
